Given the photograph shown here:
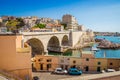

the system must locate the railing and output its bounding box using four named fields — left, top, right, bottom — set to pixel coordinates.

left=16, top=47, right=31, bottom=53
